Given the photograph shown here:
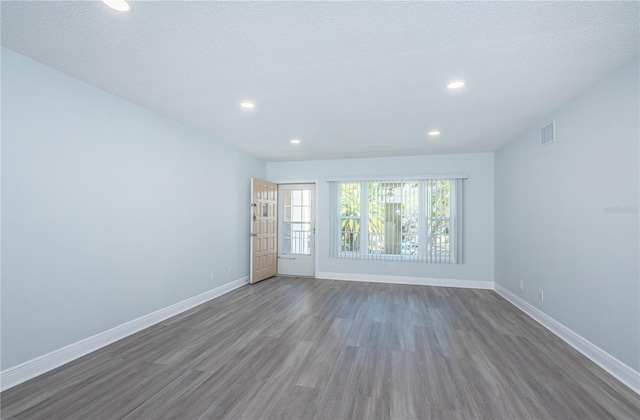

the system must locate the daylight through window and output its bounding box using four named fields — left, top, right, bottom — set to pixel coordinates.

left=329, top=177, right=464, bottom=263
